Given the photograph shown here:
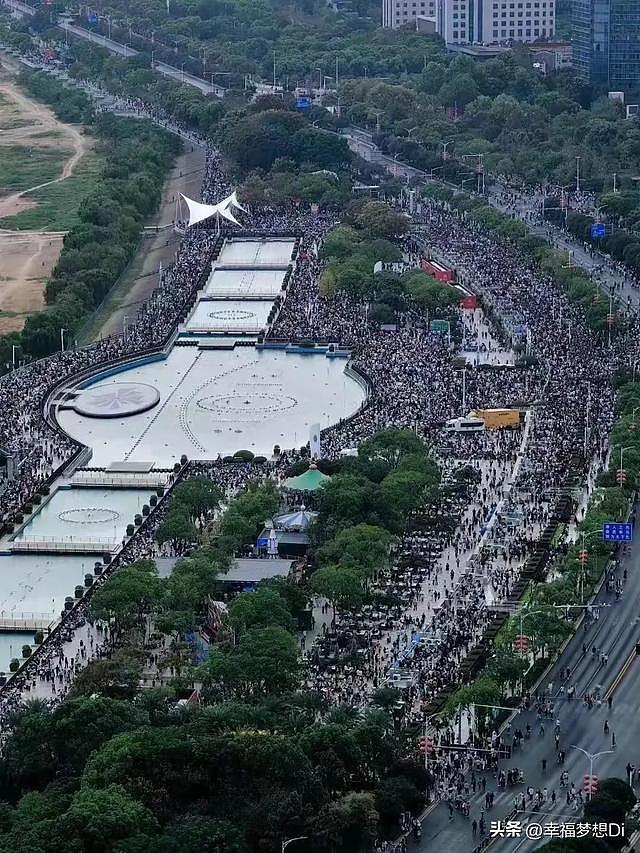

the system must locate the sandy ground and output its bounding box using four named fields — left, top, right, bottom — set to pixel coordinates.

left=0, top=62, right=91, bottom=332
left=0, top=230, right=66, bottom=332
left=95, top=144, right=206, bottom=339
